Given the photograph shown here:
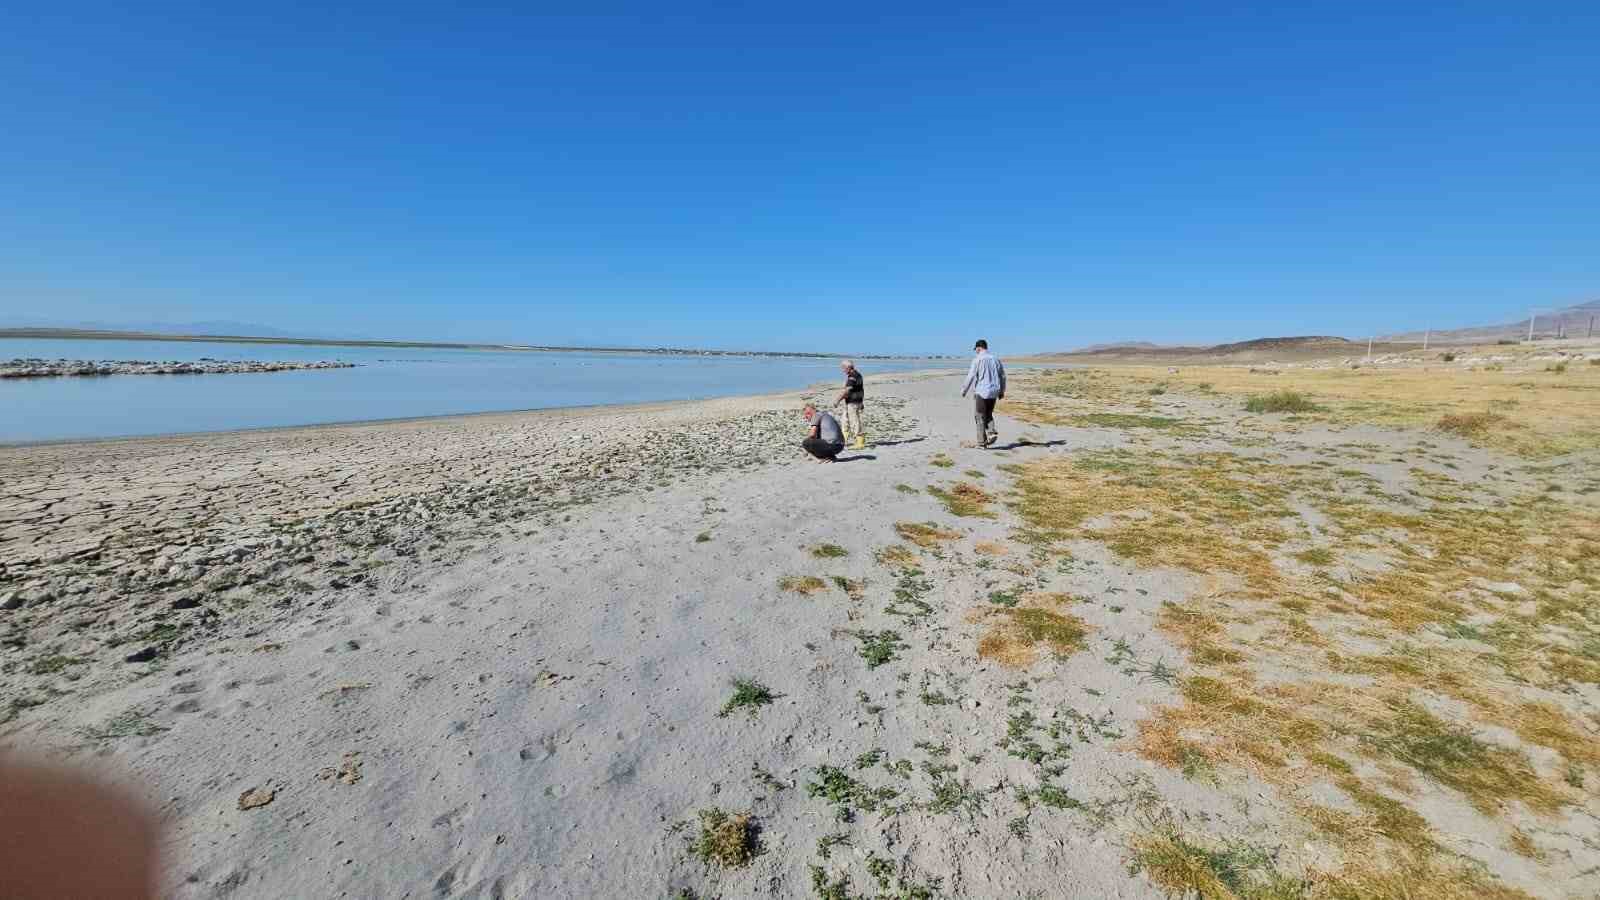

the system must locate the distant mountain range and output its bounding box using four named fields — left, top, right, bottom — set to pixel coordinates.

left=1381, top=299, right=1600, bottom=343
